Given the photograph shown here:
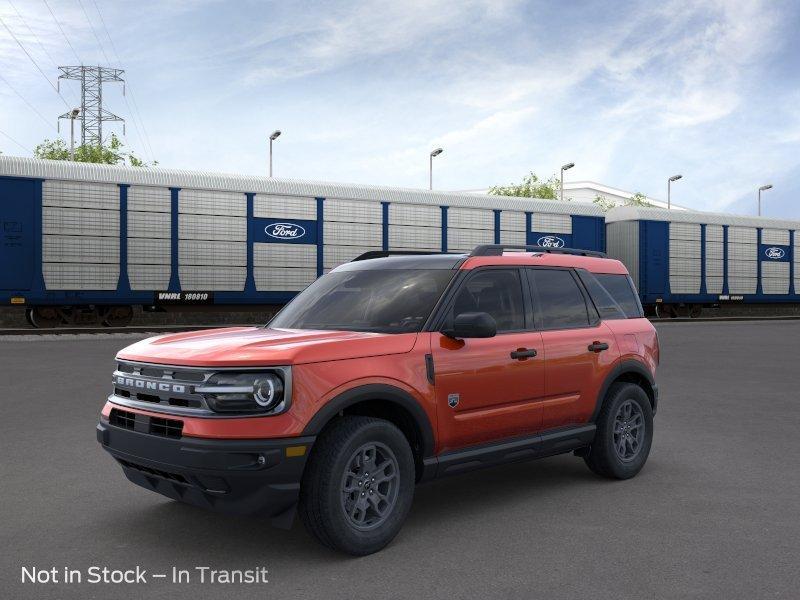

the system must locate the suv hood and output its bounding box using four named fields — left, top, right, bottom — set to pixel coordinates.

left=116, top=327, right=419, bottom=367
